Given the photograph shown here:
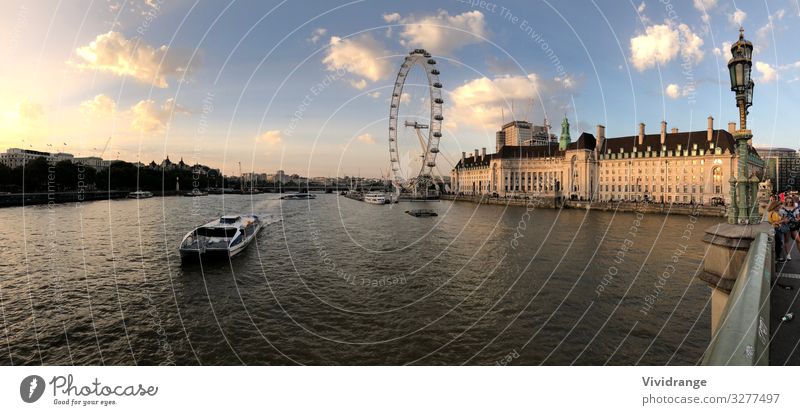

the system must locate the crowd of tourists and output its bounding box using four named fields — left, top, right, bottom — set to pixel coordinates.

left=767, top=192, right=800, bottom=263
